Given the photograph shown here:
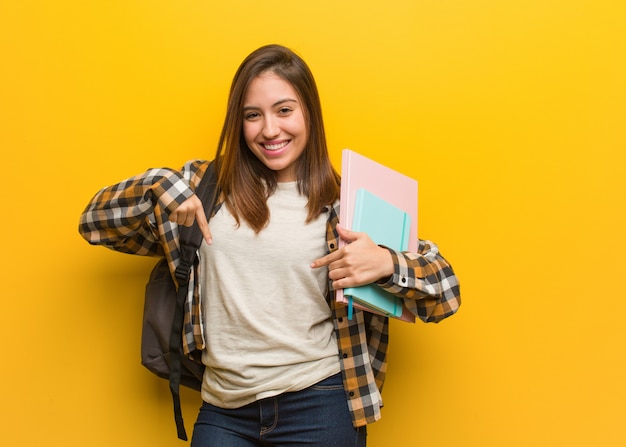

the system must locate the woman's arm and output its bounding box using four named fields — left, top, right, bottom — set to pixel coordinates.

left=78, top=163, right=200, bottom=256
left=312, top=217, right=461, bottom=323
left=376, top=240, right=461, bottom=323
